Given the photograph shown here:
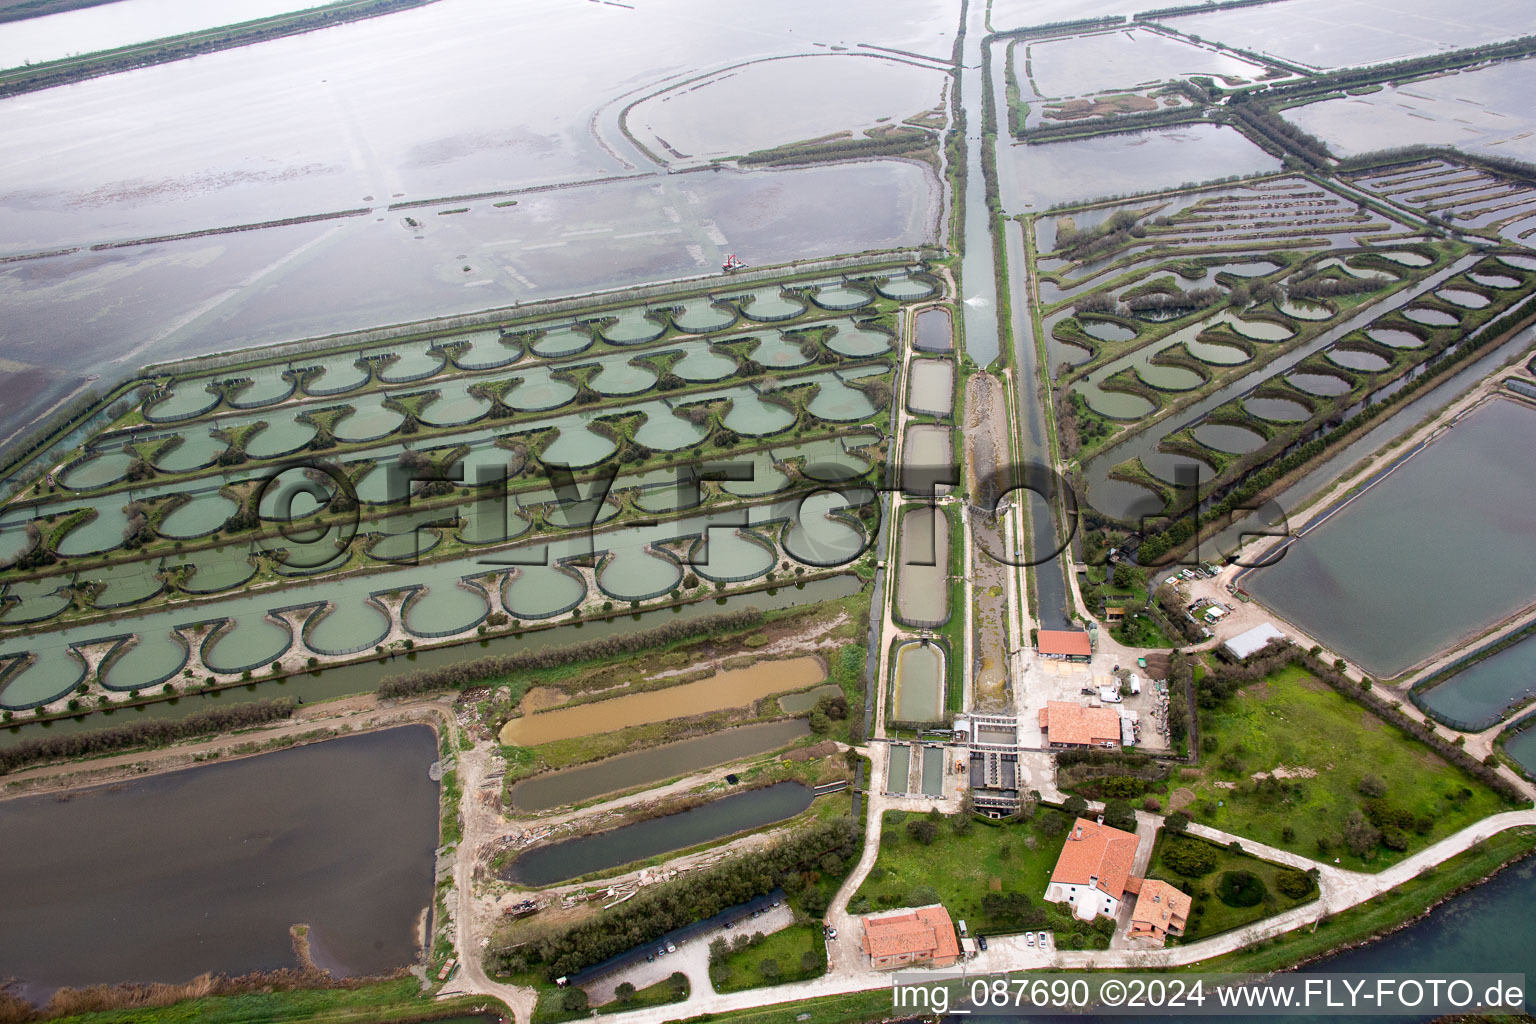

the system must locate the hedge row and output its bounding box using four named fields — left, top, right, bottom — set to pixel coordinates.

left=0, top=699, right=296, bottom=775
left=376, top=609, right=768, bottom=698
